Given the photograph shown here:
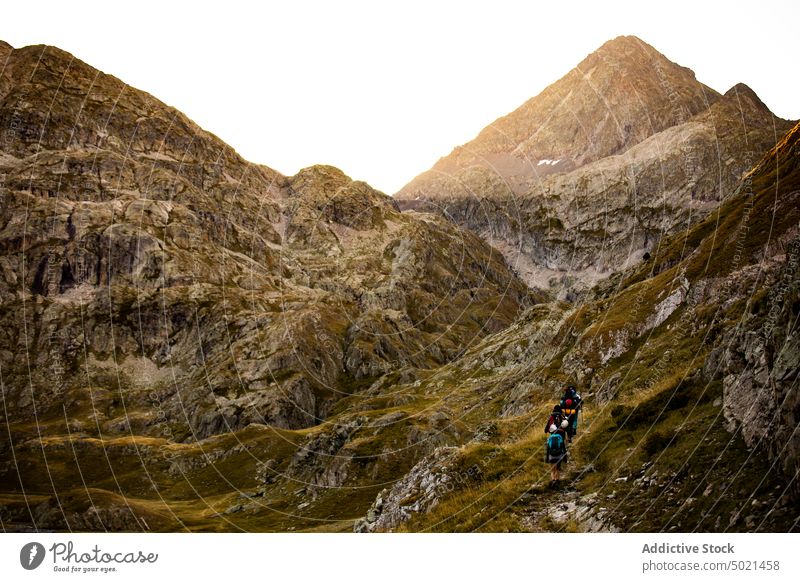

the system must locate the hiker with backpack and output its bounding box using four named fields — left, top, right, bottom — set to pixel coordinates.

left=545, top=422, right=568, bottom=482
left=560, top=385, right=582, bottom=440
left=544, top=404, right=564, bottom=435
